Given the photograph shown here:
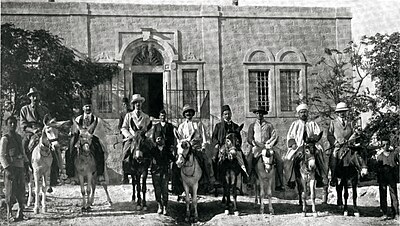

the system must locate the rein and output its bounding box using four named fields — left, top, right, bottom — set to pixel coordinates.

left=181, top=149, right=196, bottom=177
